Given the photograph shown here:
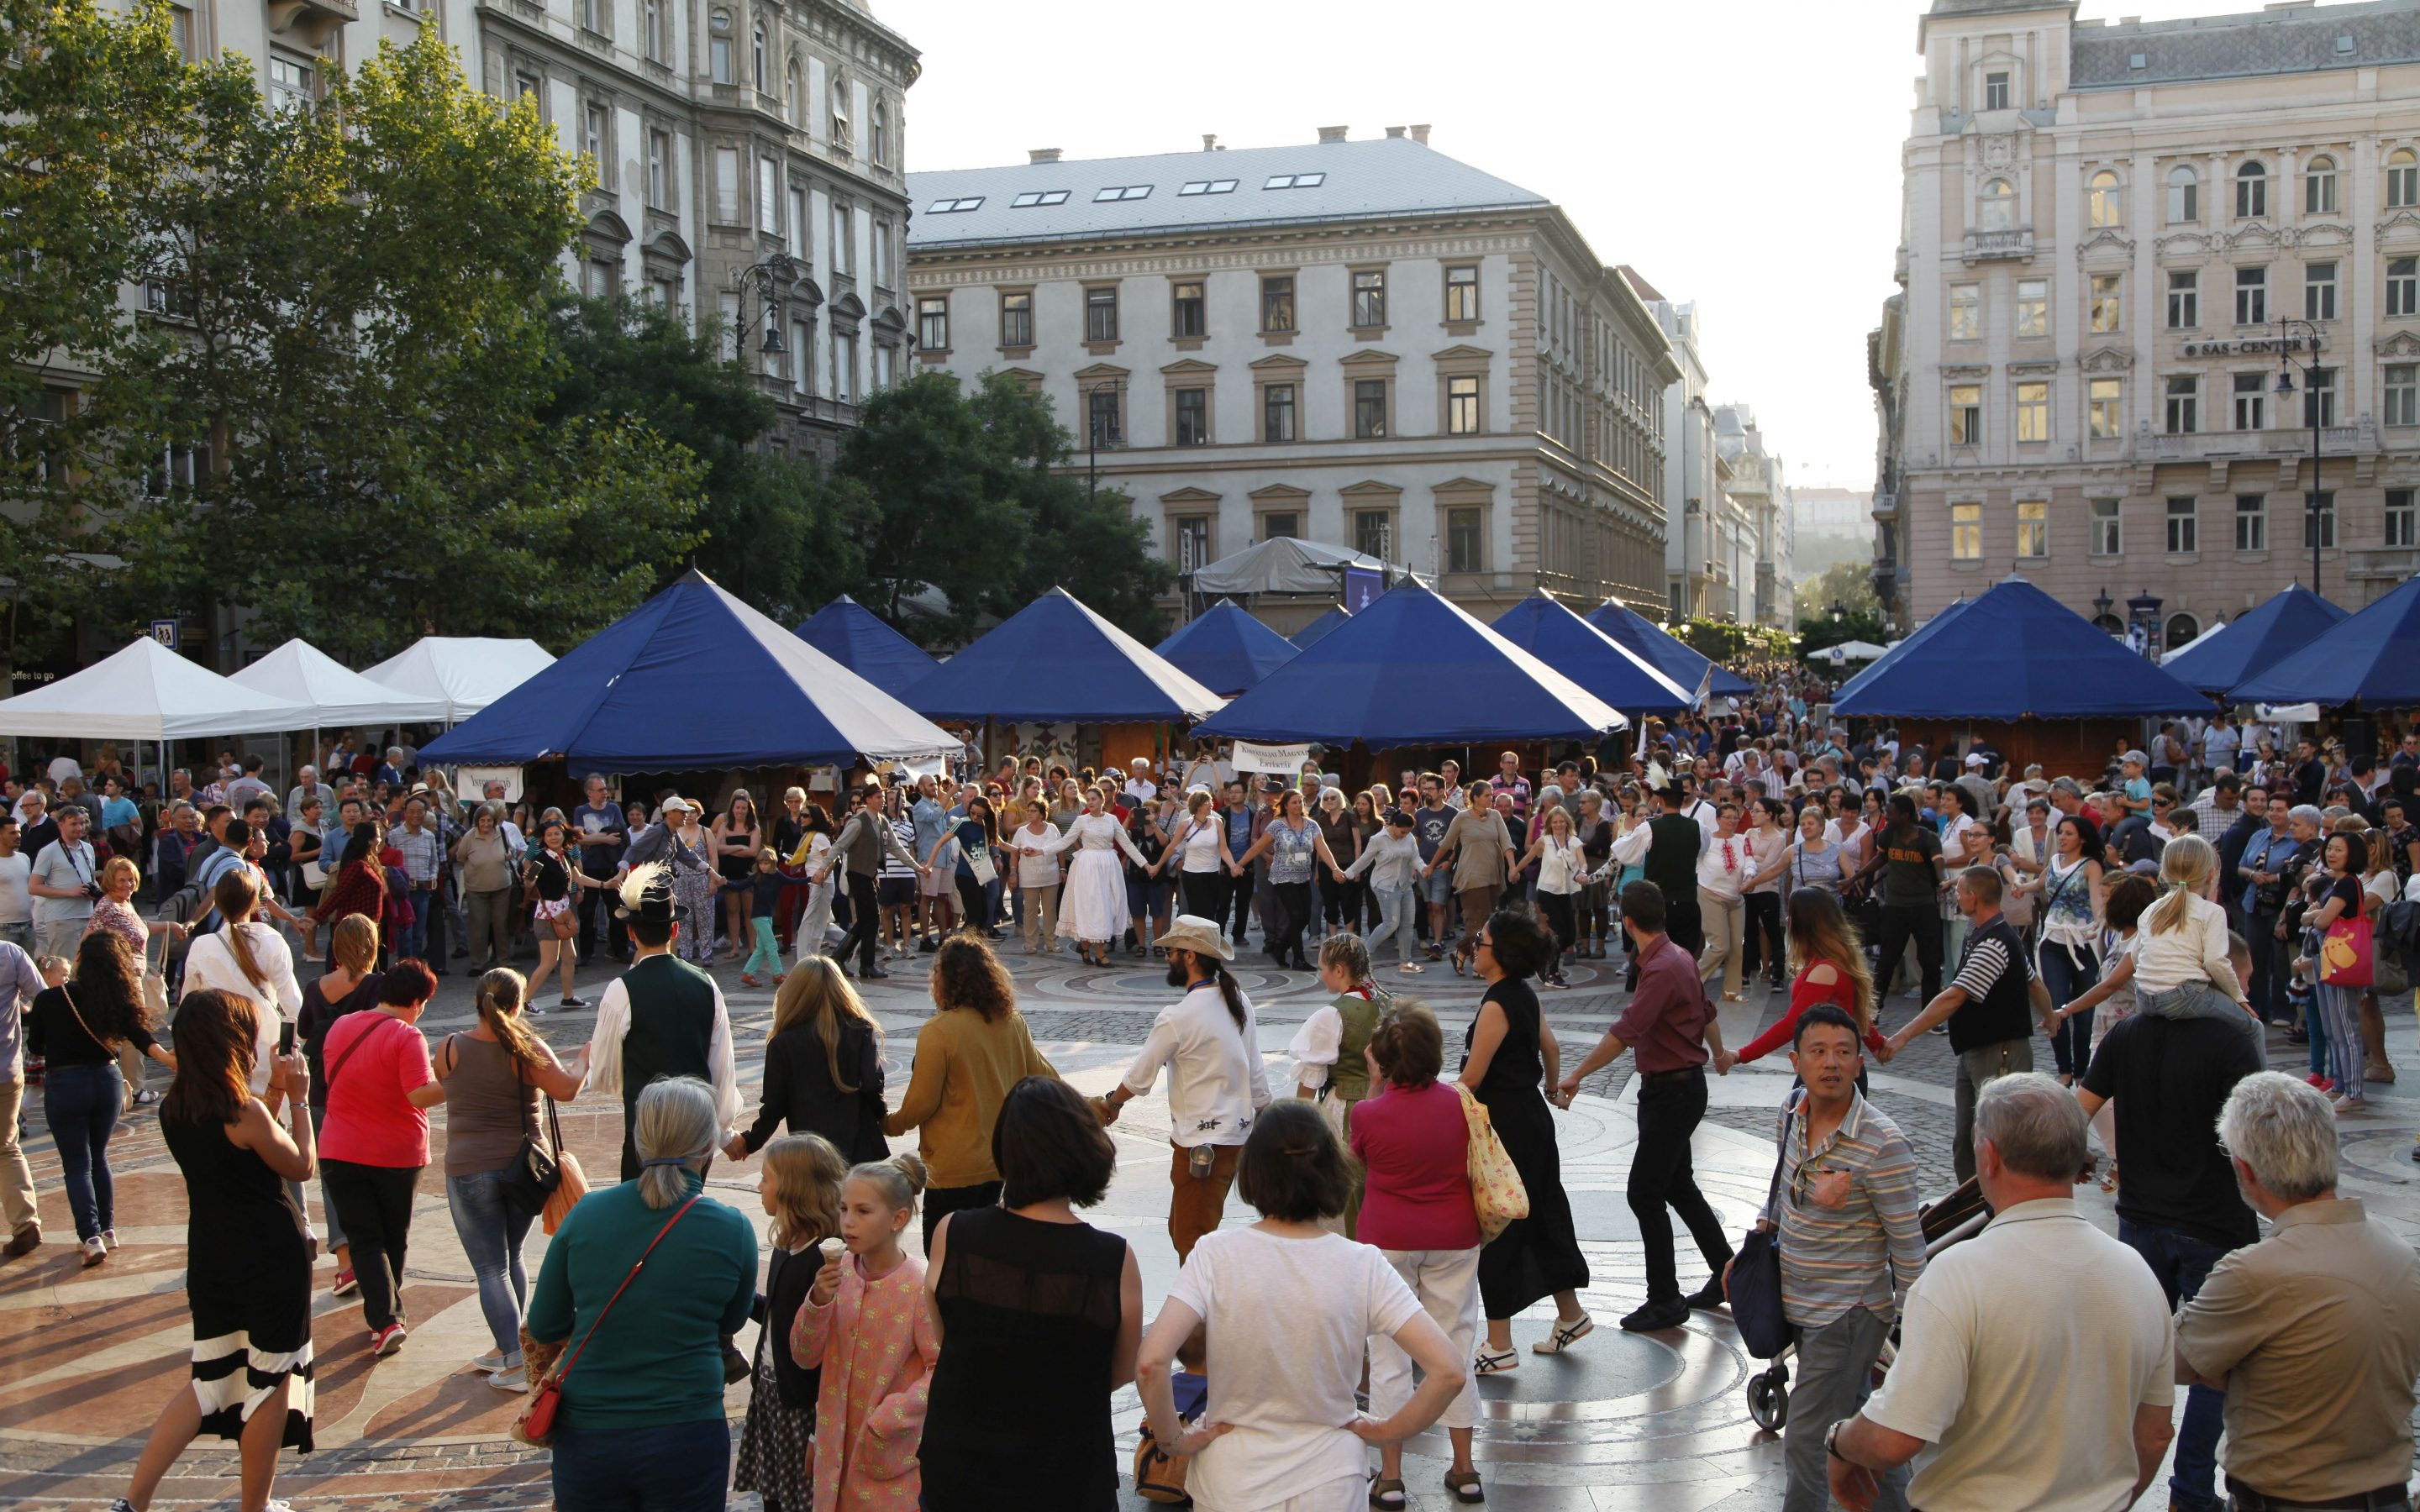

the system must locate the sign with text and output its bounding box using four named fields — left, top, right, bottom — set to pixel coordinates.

left=2180, top=334, right=2320, bottom=358
left=1233, top=740, right=1313, bottom=776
